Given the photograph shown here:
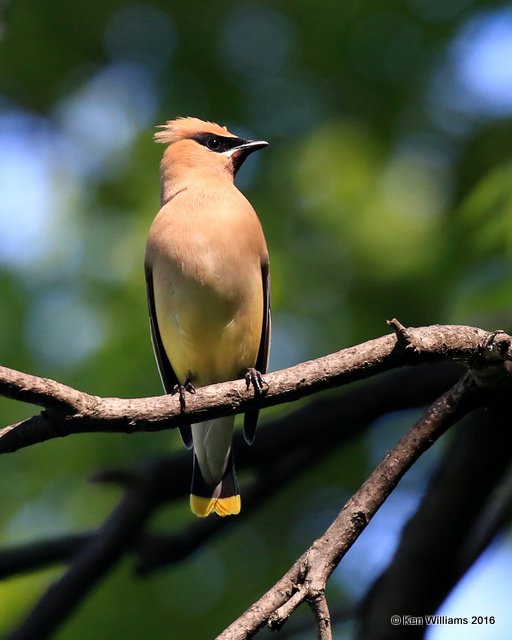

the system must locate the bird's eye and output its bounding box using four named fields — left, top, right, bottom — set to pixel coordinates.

left=207, top=137, right=221, bottom=150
